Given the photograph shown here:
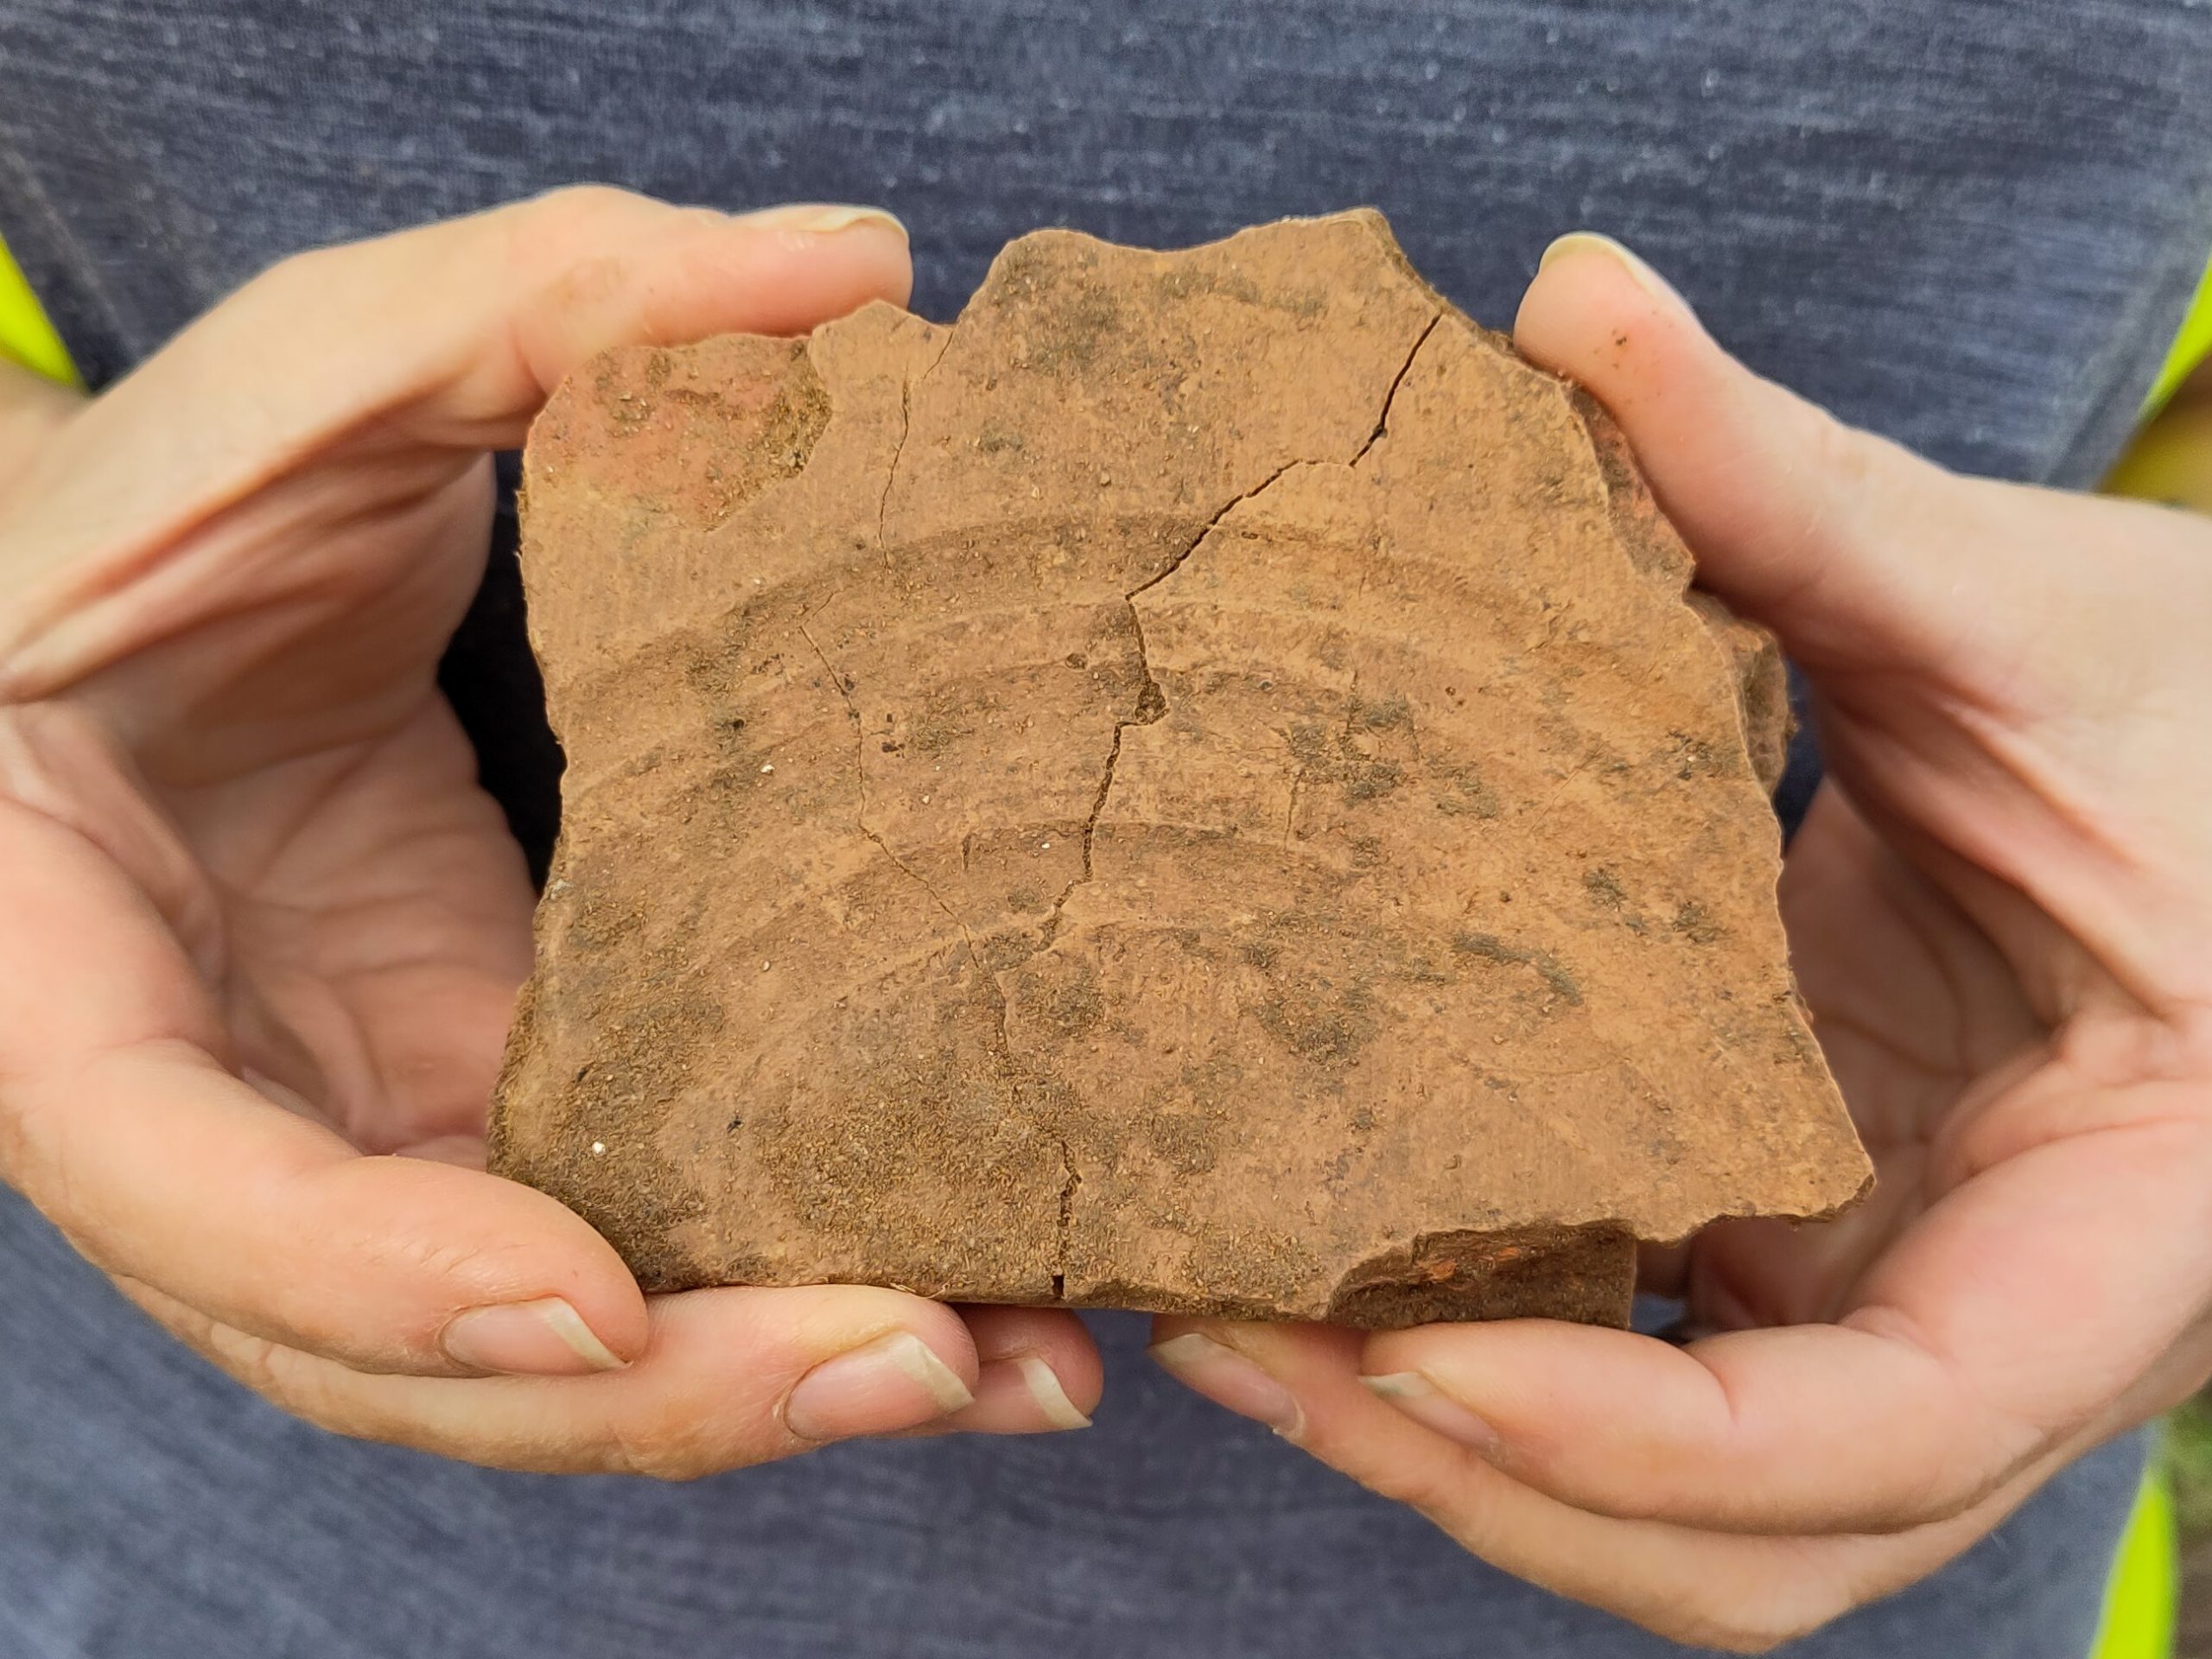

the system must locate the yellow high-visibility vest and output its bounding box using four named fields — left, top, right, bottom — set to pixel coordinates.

left=0, top=230, right=79, bottom=386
